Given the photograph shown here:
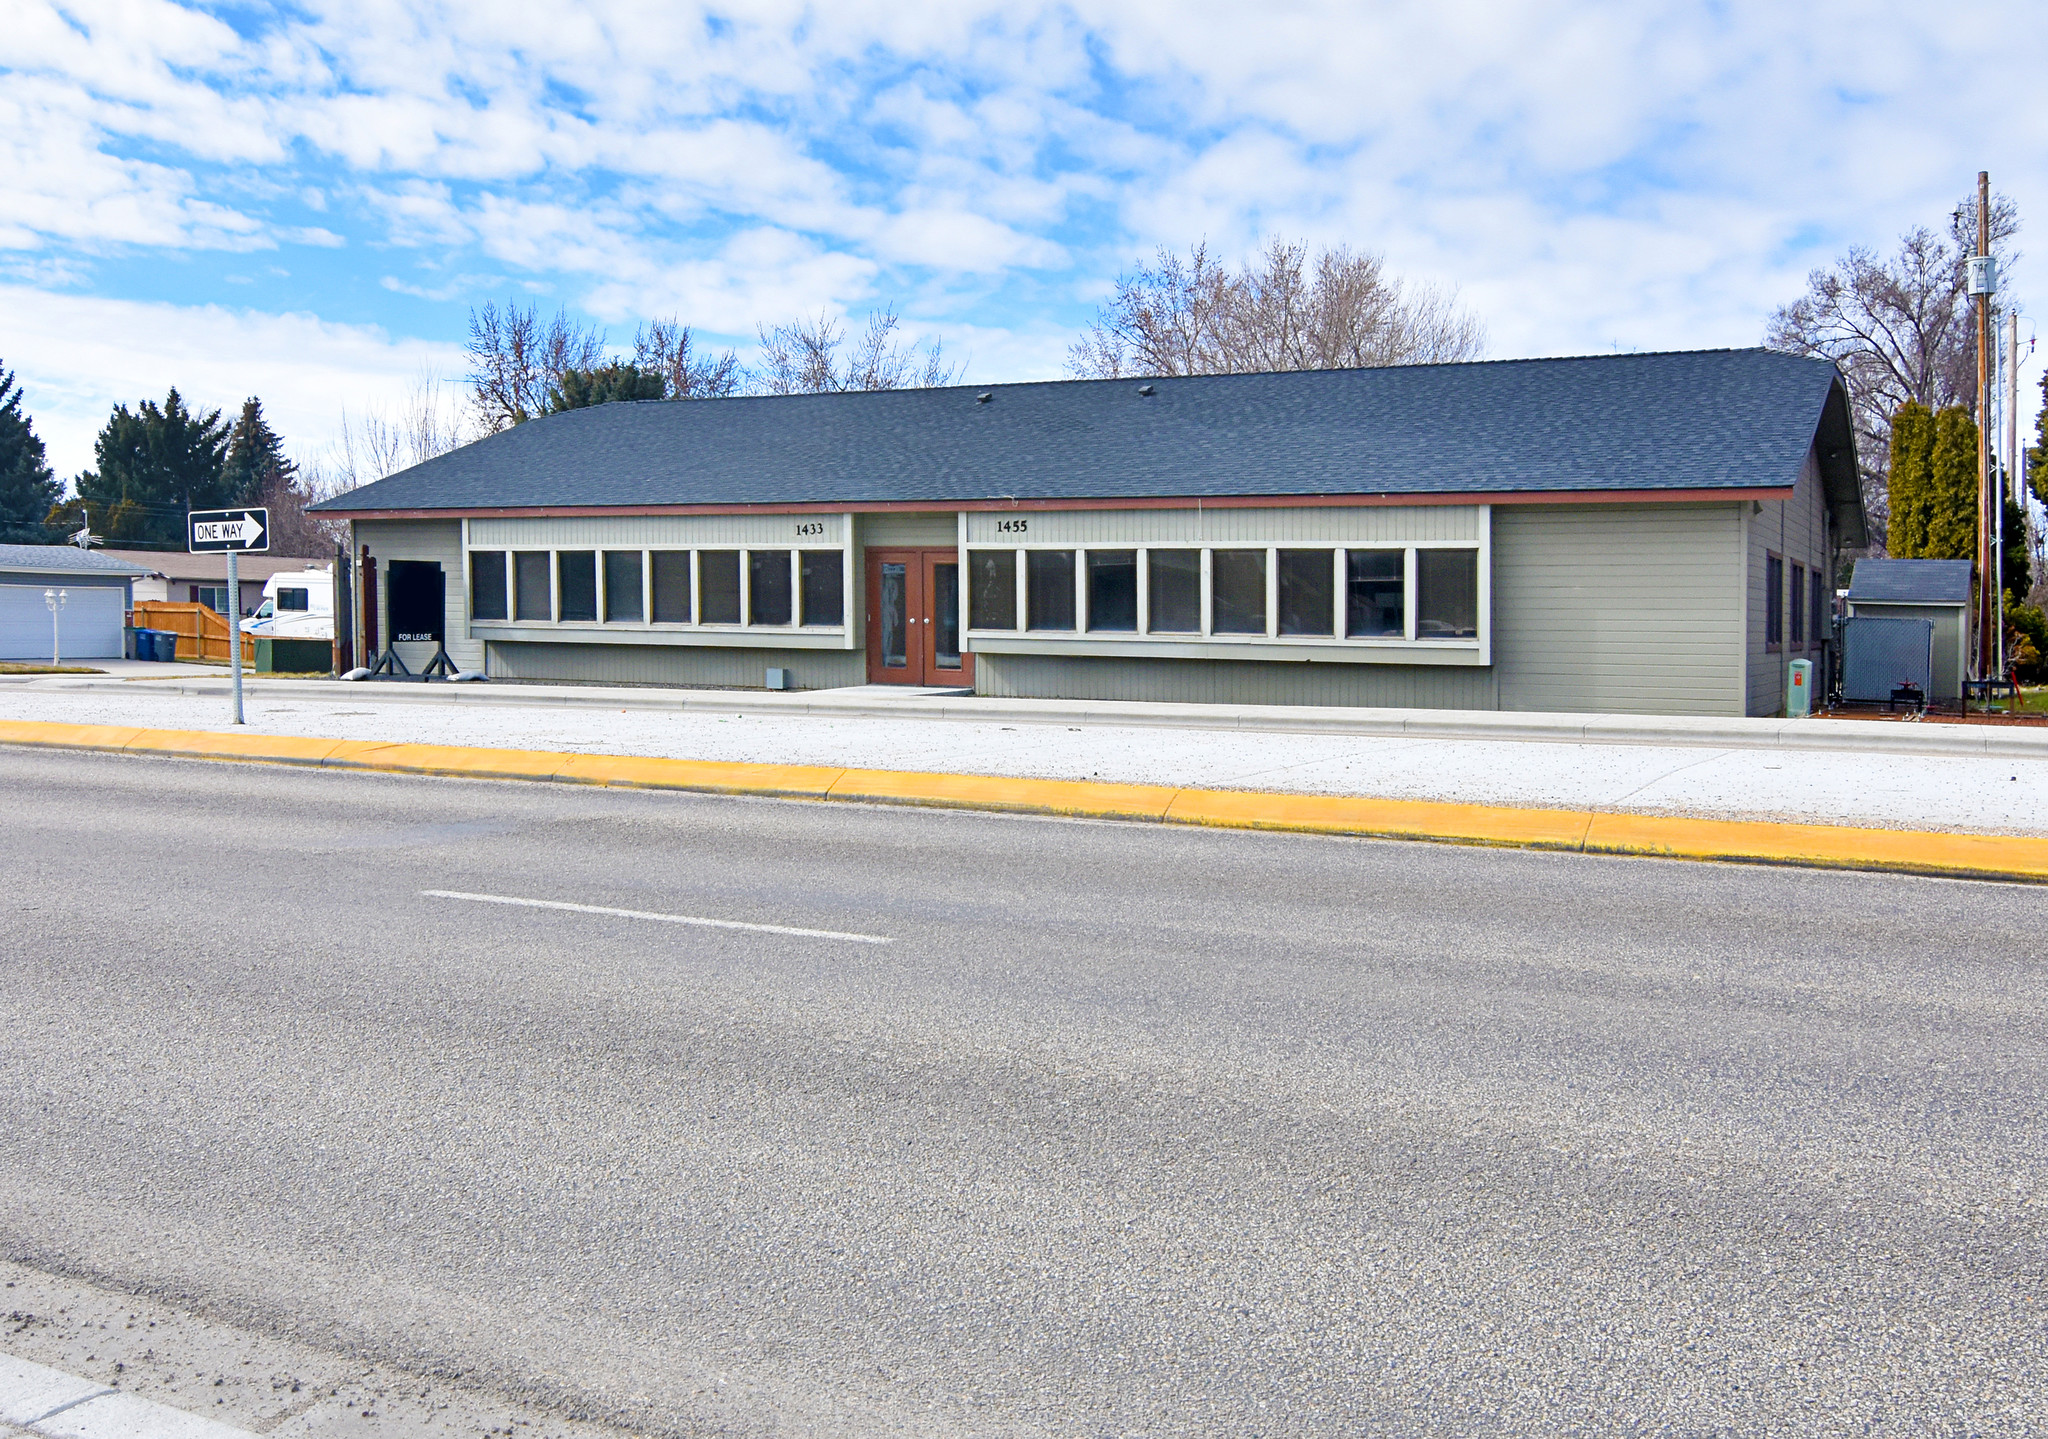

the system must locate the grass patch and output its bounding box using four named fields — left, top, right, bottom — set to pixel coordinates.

left=0, top=662, right=105, bottom=675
